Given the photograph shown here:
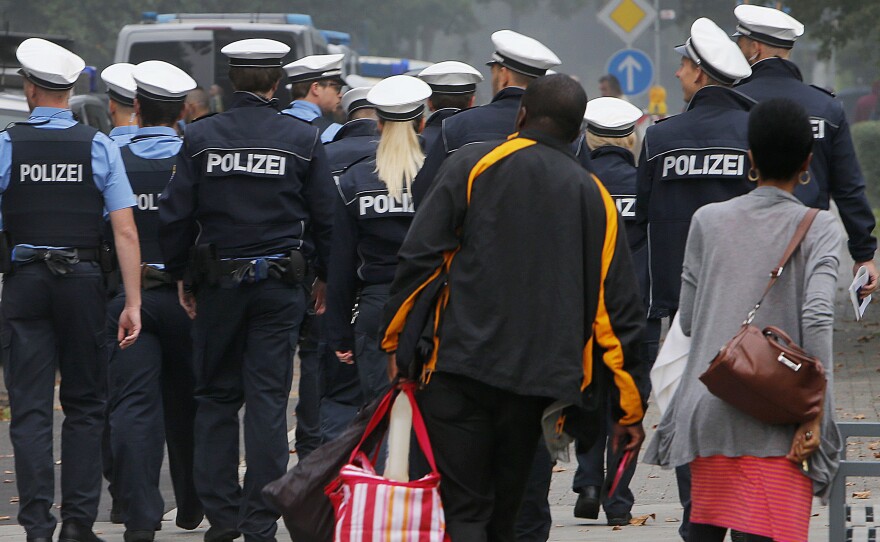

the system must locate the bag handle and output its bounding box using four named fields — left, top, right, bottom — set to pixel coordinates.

left=349, top=381, right=439, bottom=474
left=744, top=208, right=819, bottom=325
